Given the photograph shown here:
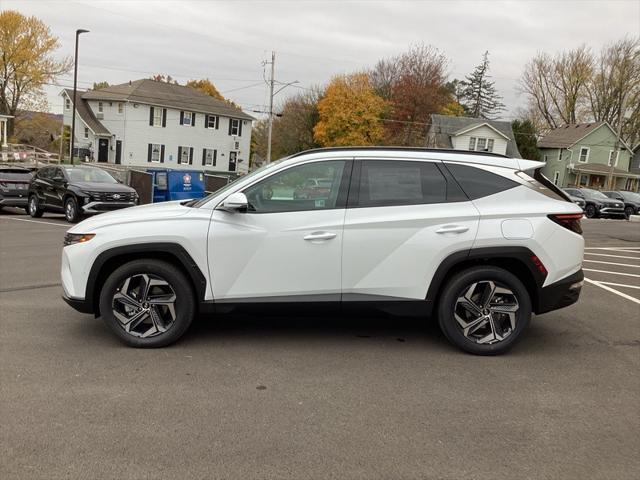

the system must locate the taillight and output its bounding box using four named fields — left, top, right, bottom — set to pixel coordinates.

left=548, top=213, right=583, bottom=235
